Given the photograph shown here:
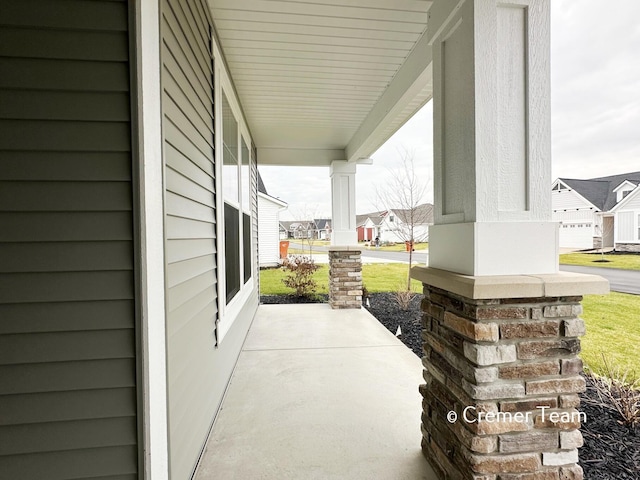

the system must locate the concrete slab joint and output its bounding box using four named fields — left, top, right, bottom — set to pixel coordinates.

left=328, top=248, right=362, bottom=309
left=416, top=272, right=601, bottom=480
